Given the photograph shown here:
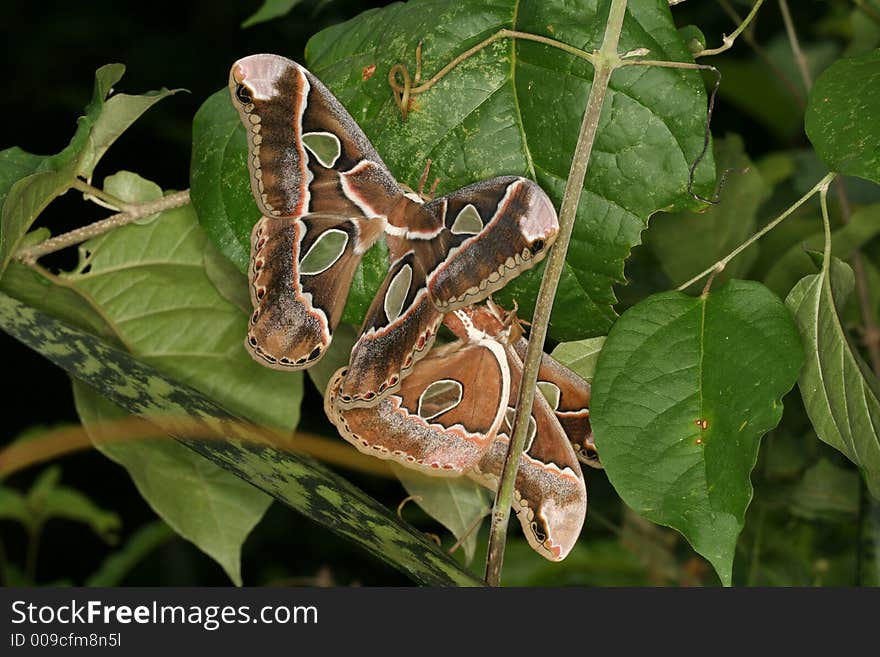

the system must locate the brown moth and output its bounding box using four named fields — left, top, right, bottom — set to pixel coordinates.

left=229, top=54, right=559, bottom=403
left=325, top=301, right=587, bottom=561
